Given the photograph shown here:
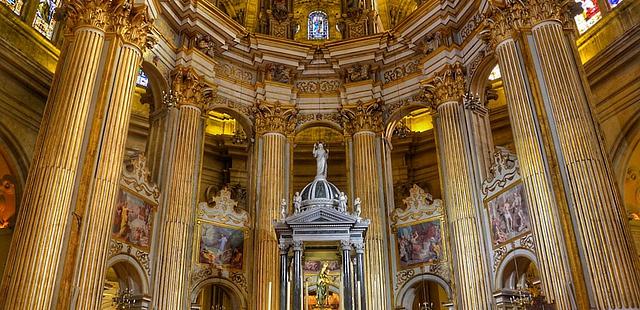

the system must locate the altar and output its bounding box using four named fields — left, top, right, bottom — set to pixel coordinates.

left=274, top=143, right=370, bottom=310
